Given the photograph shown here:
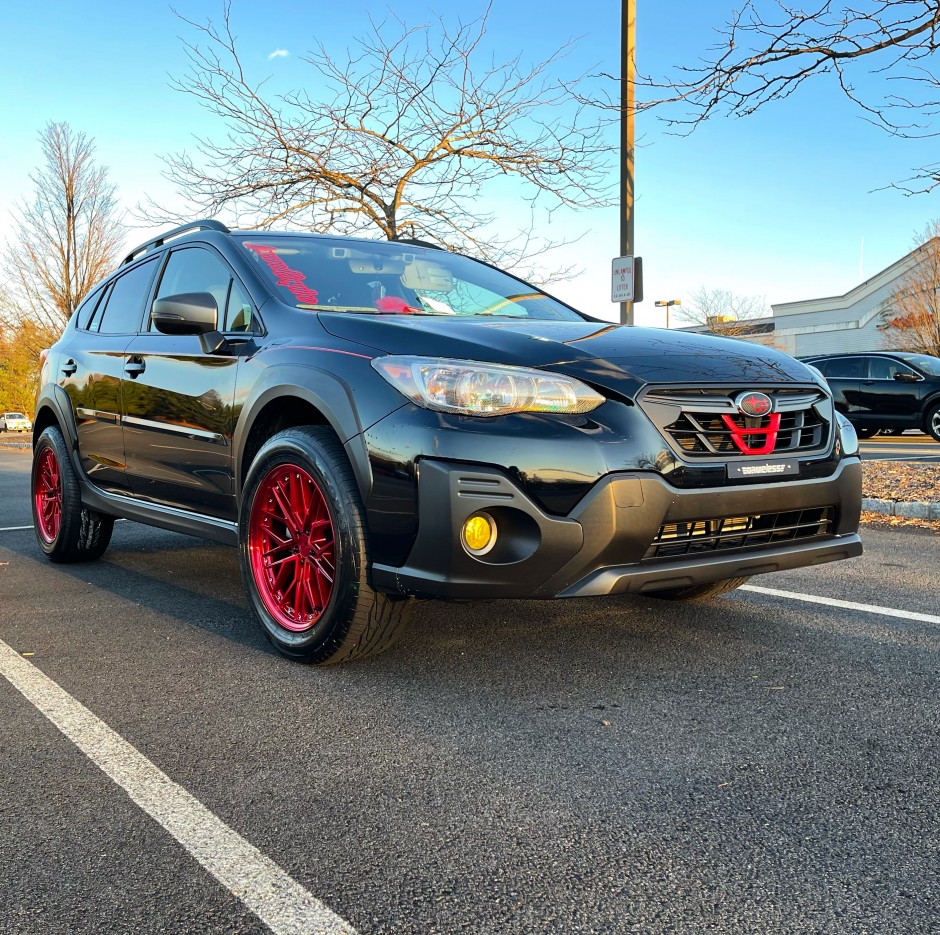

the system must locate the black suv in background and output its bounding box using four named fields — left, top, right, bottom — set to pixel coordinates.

left=802, top=352, right=940, bottom=441
left=31, top=221, right=863, bottom=664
